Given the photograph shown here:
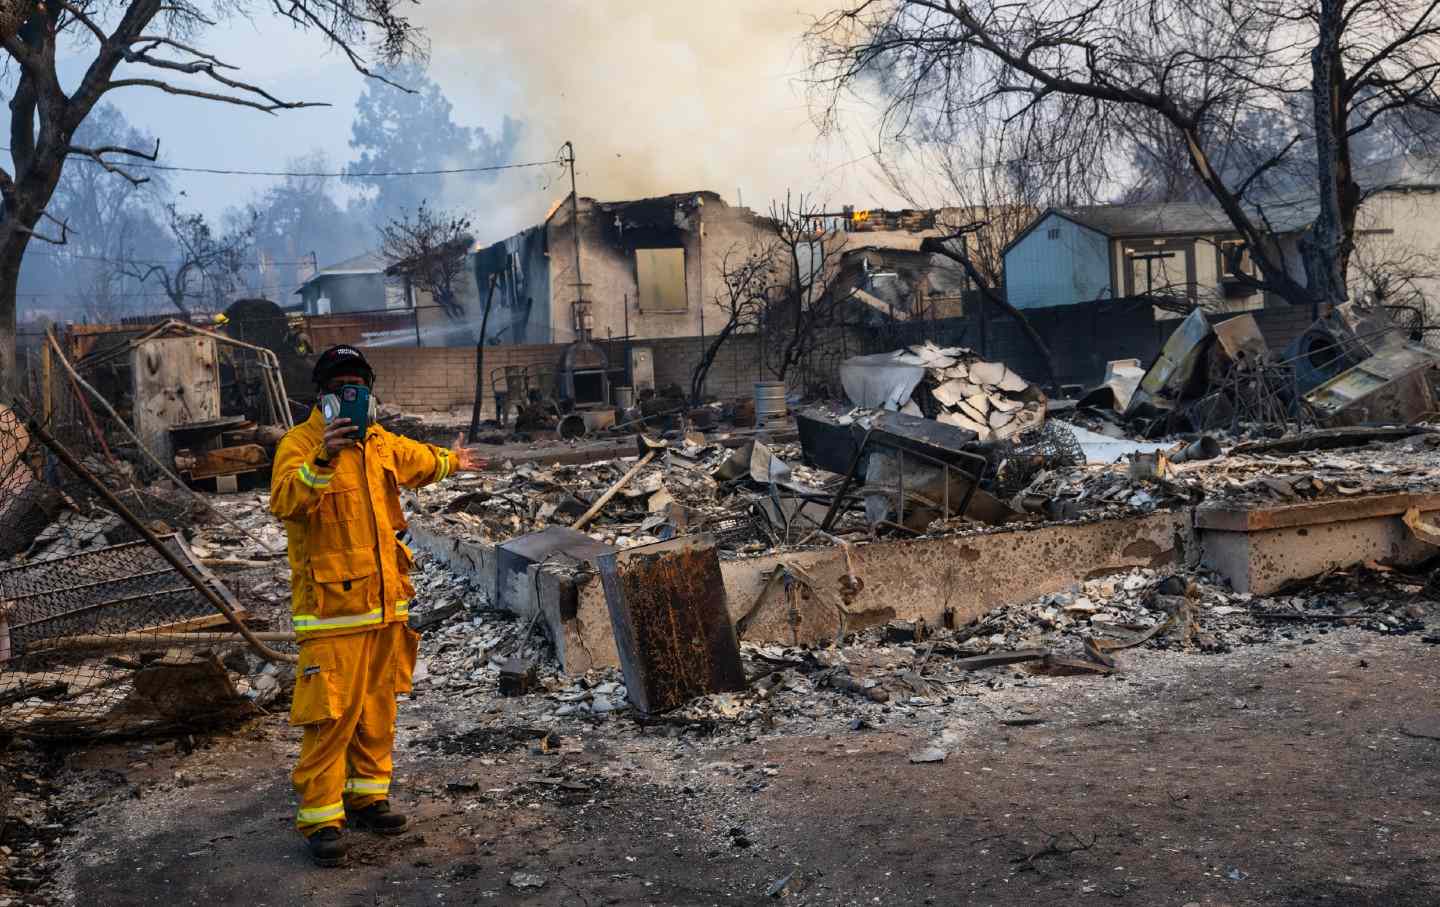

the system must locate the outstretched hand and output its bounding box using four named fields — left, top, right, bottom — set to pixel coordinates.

left=451, top=435, right=488, bottom=472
